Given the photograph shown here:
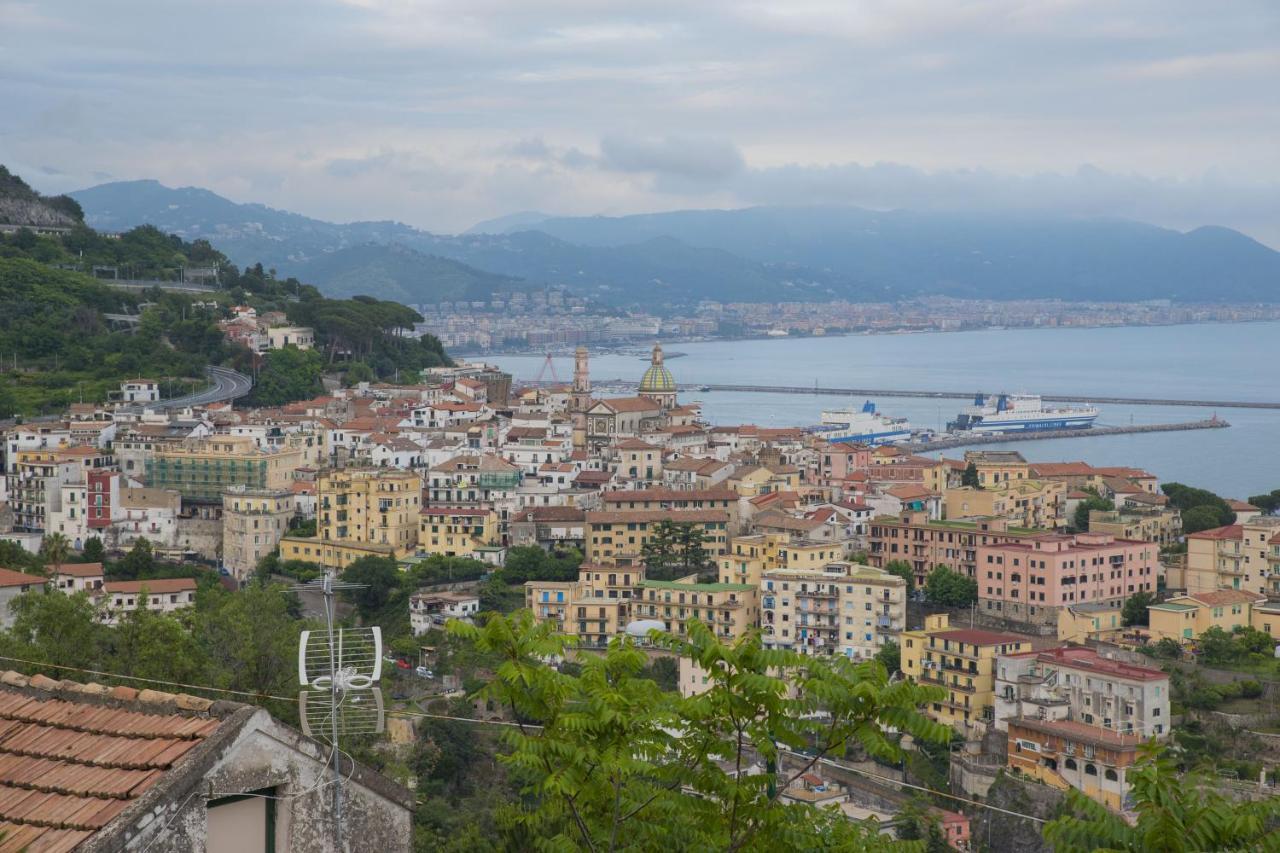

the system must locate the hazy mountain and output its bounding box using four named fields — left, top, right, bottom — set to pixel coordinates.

left=498, top=206, right=1280, bottom=302
left=72, top=181, right=1280, bottom=305
left=290, top=242, right=523, bottom=305
left=463, top=211, right=553, bottom=234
